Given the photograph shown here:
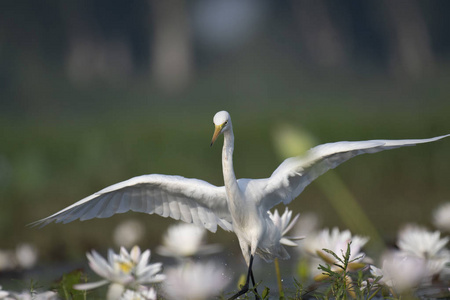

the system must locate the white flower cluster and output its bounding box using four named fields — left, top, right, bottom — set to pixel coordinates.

left=5, top=201, right=447, bottom=299
left=298, top=226, right=370, bottom=278
left=157, top=222, right=230, bottom=300
left=74, top=246, right=164, bottom=300
left=0, top=243, right=38, bottom=271
left=268, top=208, right=304, bottom=246
left=433, top=202, right=450, bottom=232
left=370, top=225, right=450, bottom=294
left=292, top=204, right=450, bottom=298
left=0, top=287, right=57, bottom=300
left=2, top=208, right=300, bottom=300
left=156, top=222, right=222, bottom=258
left=158, top=208, right=301, bottom=300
